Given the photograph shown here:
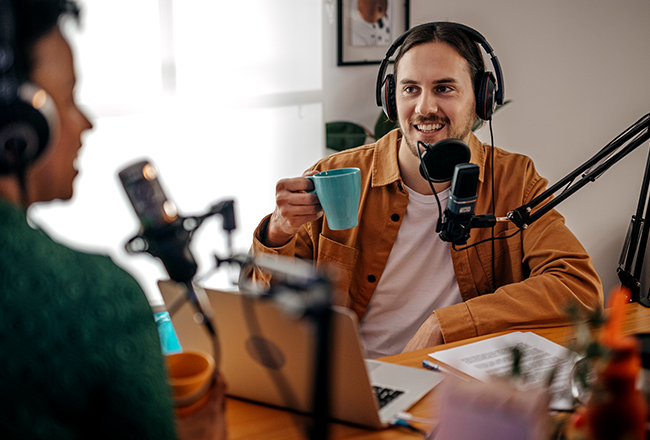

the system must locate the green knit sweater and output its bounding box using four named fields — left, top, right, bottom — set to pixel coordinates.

left=0, top=199, right=176, bottom=439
